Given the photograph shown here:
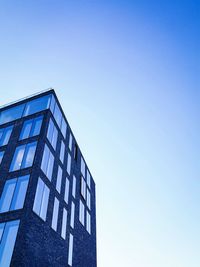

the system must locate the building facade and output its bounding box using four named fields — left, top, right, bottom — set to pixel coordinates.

left=0, top=89, right=97, bottom=267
